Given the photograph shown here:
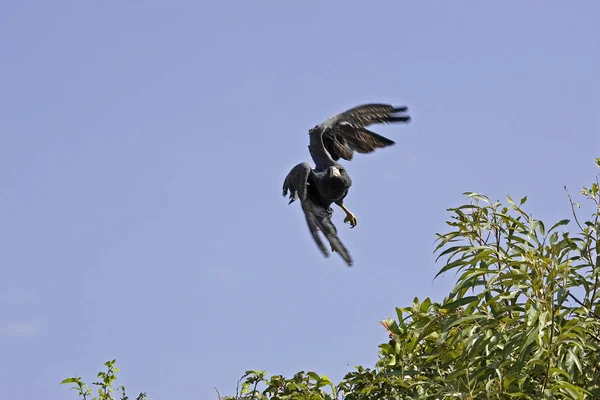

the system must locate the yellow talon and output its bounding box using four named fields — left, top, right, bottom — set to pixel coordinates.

left=343, top=212, right=357, bottom=228
left=336, top=203, right=358, bottom=228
